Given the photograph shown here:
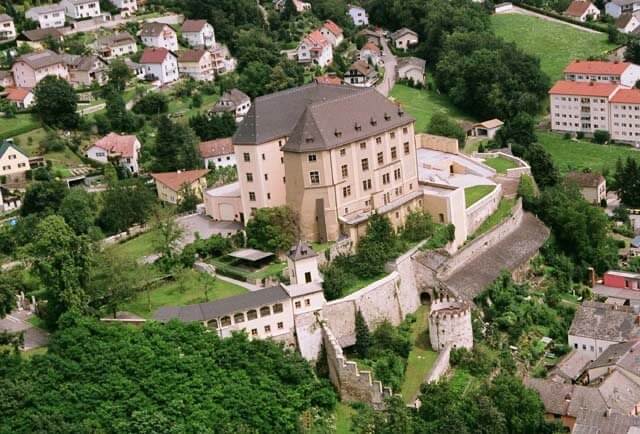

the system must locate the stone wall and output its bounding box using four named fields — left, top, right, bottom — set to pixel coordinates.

left=465, top=183, right=503, bottom=236
left=101, top=224, right=149, bottom=247
left=322, top=323, right=393, bottom=409
left=295, top=311, right=324, bottom=361
left=439, top=199, right=523, bottom=280
left=426, top=344, right=451, bottom=384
